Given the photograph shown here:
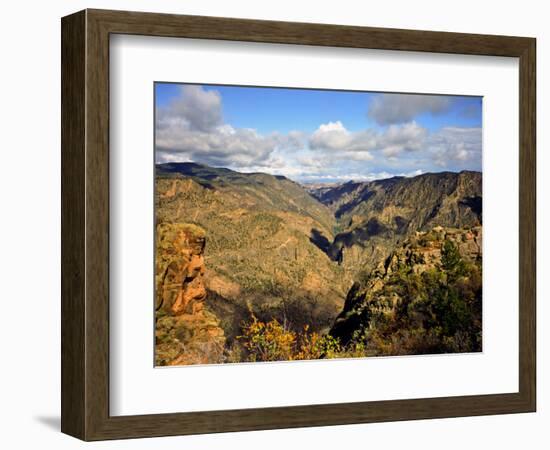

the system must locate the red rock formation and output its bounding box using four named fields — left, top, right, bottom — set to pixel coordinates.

left=155, top=223, right=225, bottom=366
